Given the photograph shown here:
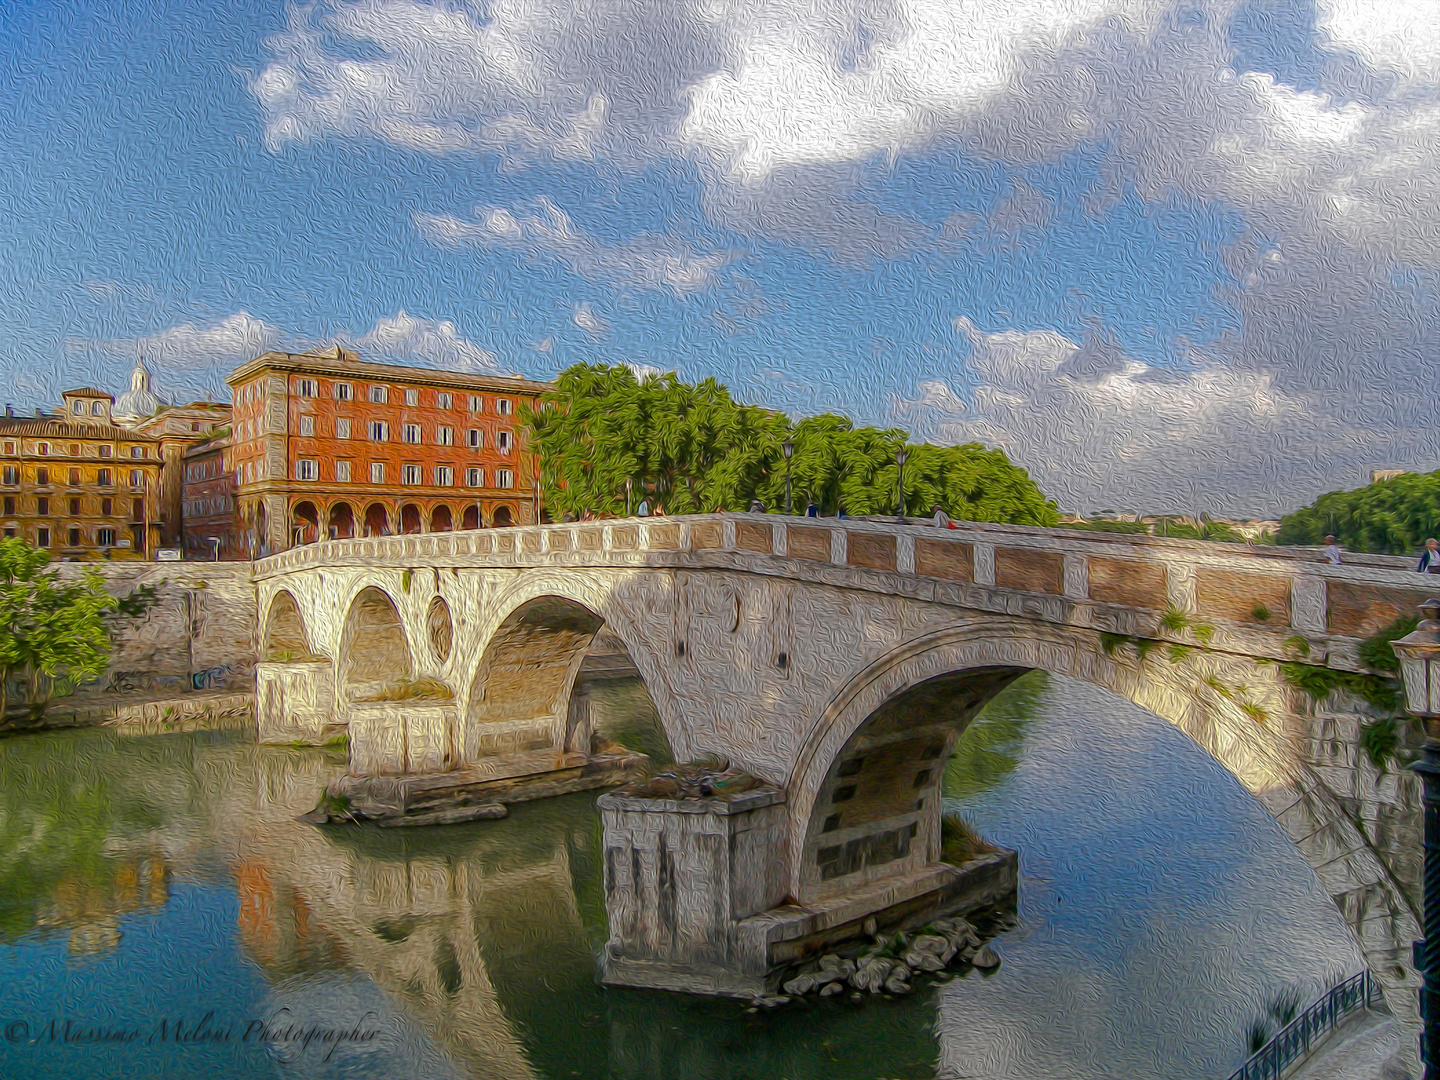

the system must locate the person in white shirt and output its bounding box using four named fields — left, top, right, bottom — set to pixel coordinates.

left=1321, top=535, right=1343, bottom=565
left=932, top=504, right=951, bottom=528
left=1419, top=538, right=1440, bottom=573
